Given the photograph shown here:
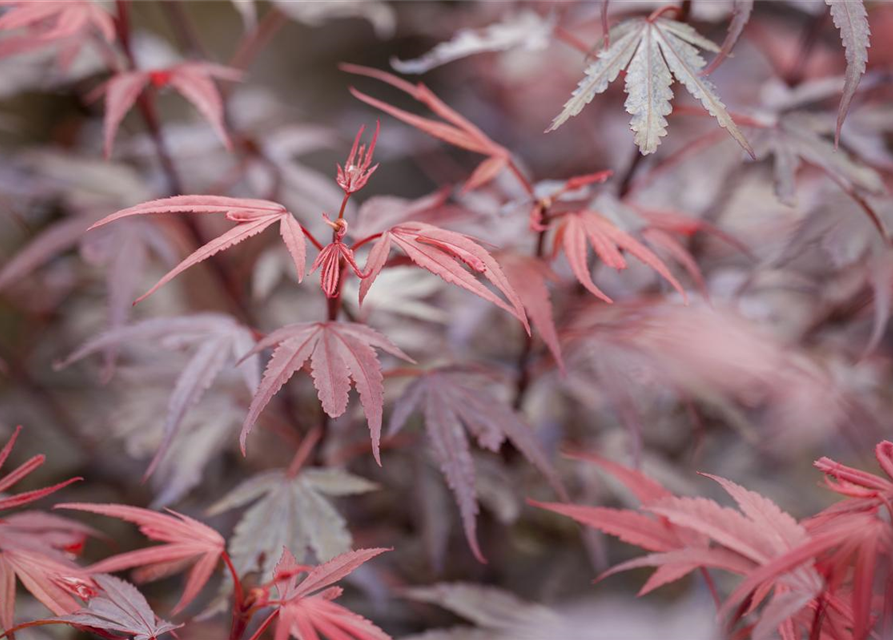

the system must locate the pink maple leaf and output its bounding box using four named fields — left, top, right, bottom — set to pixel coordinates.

left=342, top=63, right=510, bottom=192
left=89, top=62, right=242, bottom=158
left=87, top=195, right=308, bottom=304
left=54, top=503, right=225, bottom=614
left=360, top=221, right=529, bottom=332
left=0, top=426, right=81, bottom=513
left=240, top=321, right=414, bottom=465
left=390, top=369, right=566, bottom=563
left=255, top=547, right=392, bottom=640
left=553, top=210, right=687, bottom=304
left=0, top=0, right=115, bottom=64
